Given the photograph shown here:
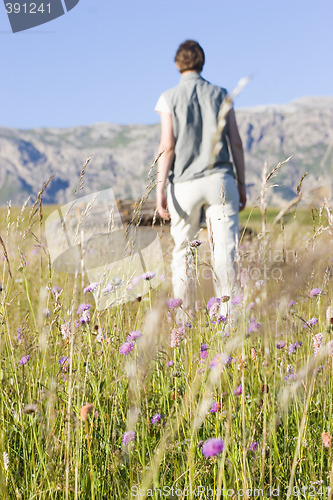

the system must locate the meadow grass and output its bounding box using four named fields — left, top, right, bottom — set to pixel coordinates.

left=0, top=195, right=333, bottom=500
